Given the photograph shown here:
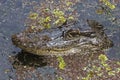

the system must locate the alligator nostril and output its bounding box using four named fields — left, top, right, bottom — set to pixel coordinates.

left=12, top=34, right=19, bottom=45
left=12, top=34, right=17, bottom=42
